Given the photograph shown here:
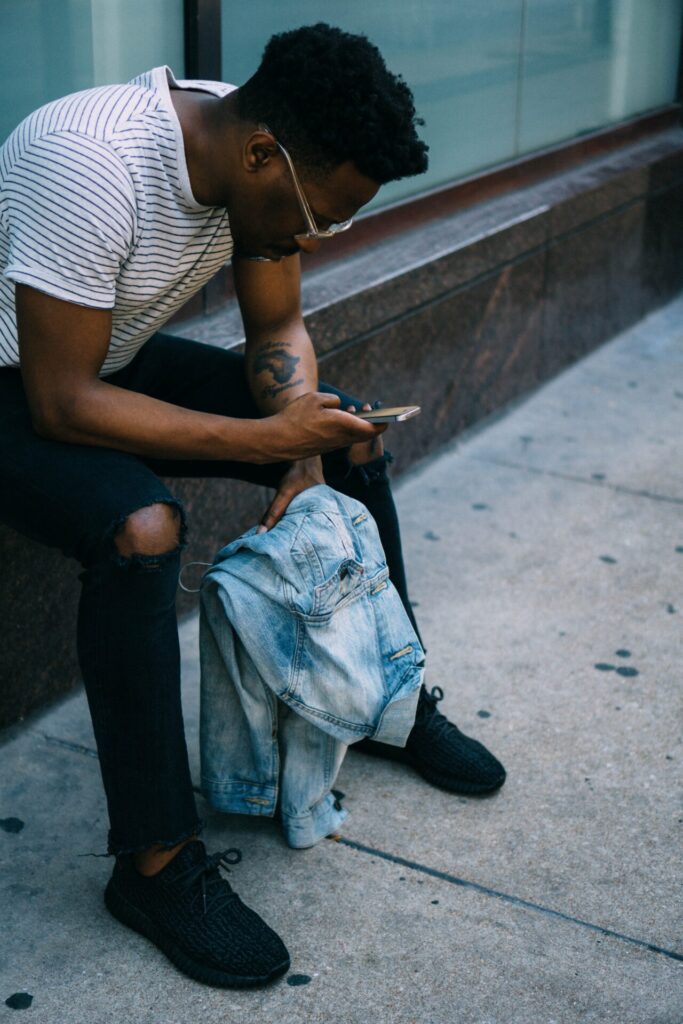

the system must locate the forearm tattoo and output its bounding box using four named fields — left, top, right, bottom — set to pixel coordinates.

left=252, top=341, right=304, bottom=400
